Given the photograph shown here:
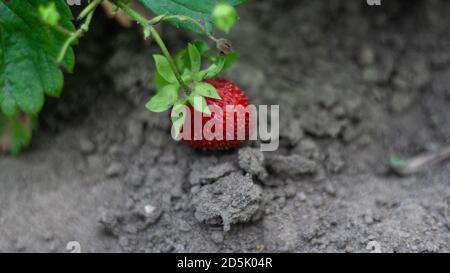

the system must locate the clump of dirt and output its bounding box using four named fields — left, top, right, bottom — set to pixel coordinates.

left=1, top=0, right=450, bottom=253
left=189, top=161, right=237, bottom=186
left=238, top=147, right=268, bottom=181
left=192, top=172, right=262, bottom=232
left=267, top=154, right=318, bottom=178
